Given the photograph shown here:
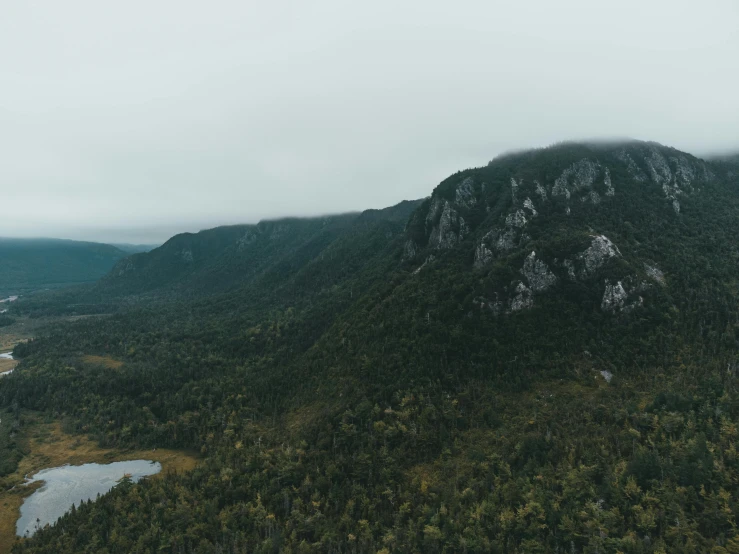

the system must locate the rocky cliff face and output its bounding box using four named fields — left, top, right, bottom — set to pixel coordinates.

left=403, top=140, right=714, bottom=317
